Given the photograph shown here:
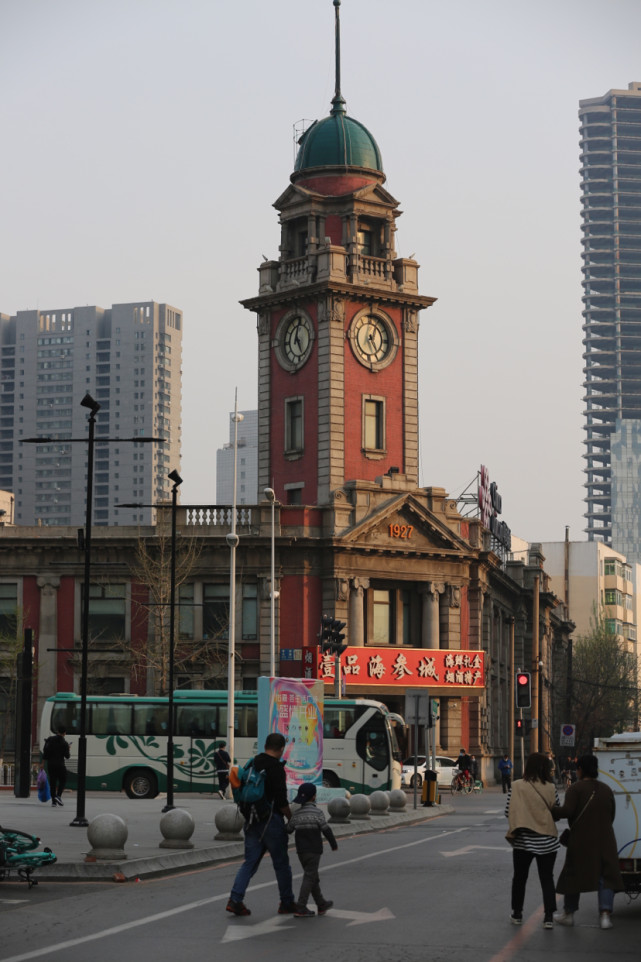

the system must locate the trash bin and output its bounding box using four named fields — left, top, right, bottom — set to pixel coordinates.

left=421, top=770, right=438, bottom=807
